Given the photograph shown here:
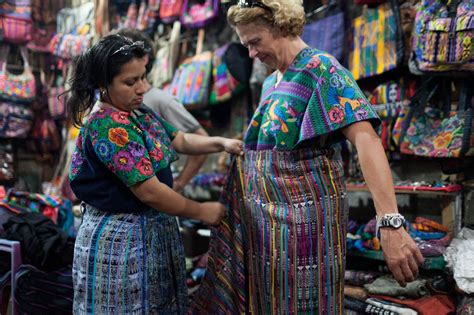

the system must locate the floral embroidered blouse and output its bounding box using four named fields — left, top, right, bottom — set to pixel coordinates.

left=245, top=47, right=380, bottom=150
left=69, top=106, right=178, bottom=212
